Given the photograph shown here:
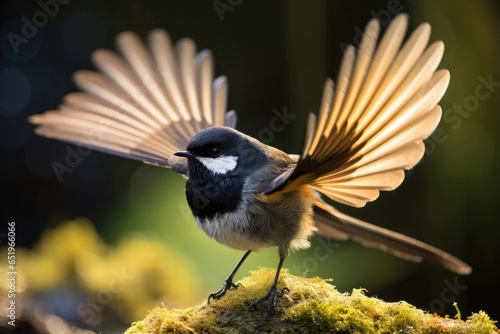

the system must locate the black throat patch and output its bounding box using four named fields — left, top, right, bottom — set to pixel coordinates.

left=185, top=161, right=244, bottom=222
